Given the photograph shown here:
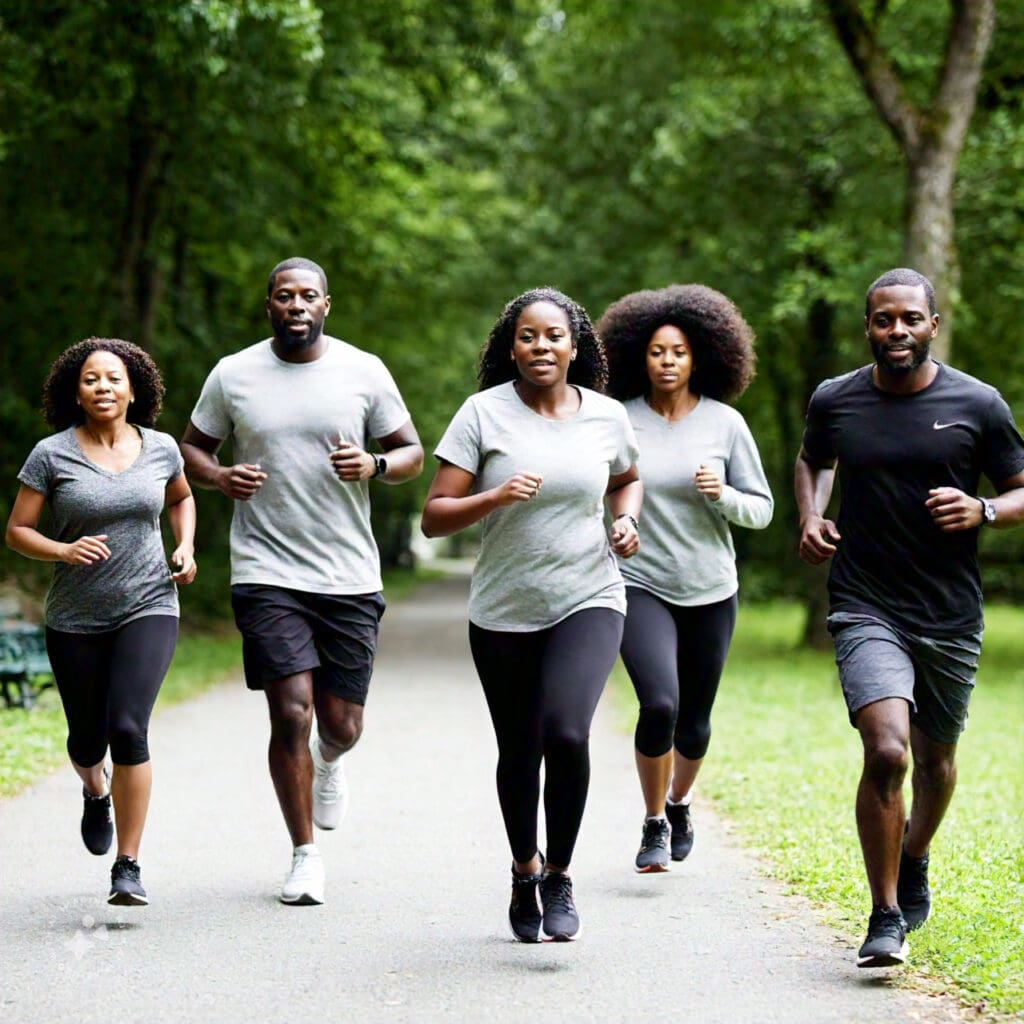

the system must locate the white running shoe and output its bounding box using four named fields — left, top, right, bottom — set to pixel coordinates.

left=280, top=844, right=324, bottom=905
left=310, top=732, right=348, bottom=830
